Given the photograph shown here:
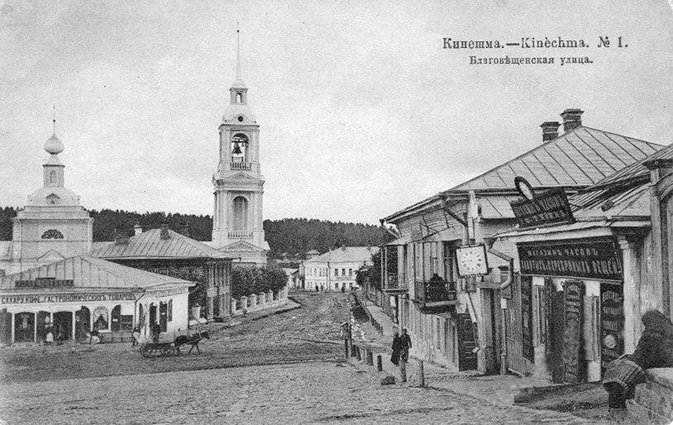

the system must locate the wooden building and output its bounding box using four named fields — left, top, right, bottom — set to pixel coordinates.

left=379, top=110, right=663, bottom=373
left=497, top=143, right=673, bottom=383
left=91, top=225, right=232, bottom=320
